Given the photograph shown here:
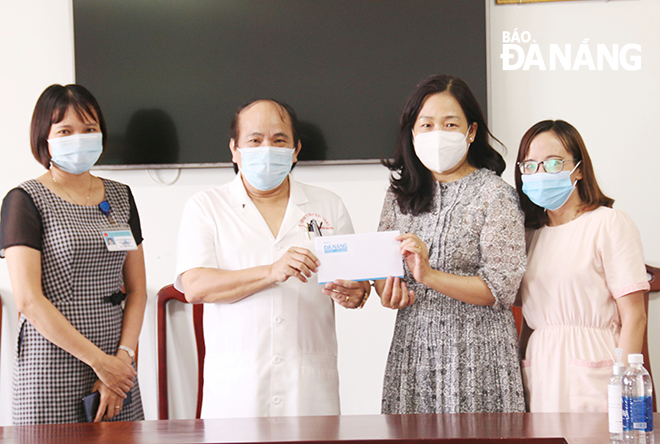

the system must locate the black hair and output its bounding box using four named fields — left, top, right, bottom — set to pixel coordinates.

left=31, top=84, right=107, bottom=169
left=515, top=119, right=614, bottom=228
left=384, top=74, right=505, bottom=215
